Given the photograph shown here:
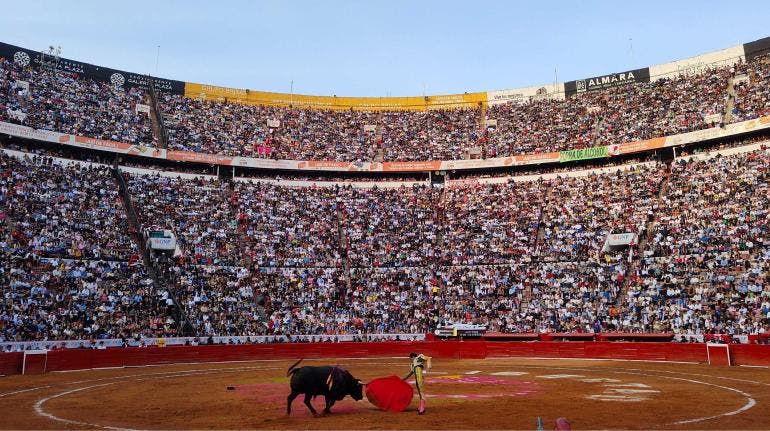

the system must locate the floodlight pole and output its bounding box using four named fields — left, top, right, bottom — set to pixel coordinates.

left=554, top=66, right=558, bottom=89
